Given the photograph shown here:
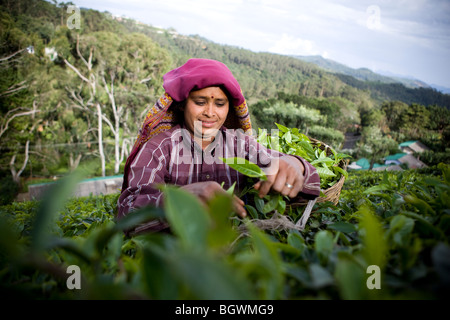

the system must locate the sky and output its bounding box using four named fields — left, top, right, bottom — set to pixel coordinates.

left=68, top=0, right=450, bottom=89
